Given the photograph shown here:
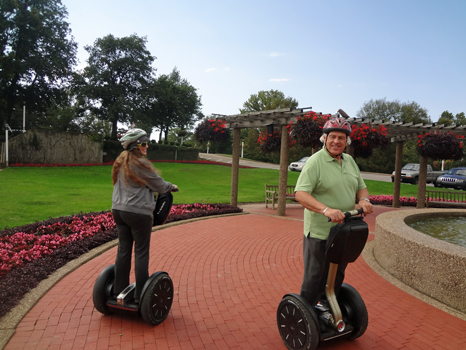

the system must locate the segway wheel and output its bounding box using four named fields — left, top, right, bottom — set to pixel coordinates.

left=338, top=283, right=368, bottom=339
left=140, top=273, right=174, bottom=325
left=277, top=296, right=319, bottom=350
left=93, top=265, right=115, bottom=315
